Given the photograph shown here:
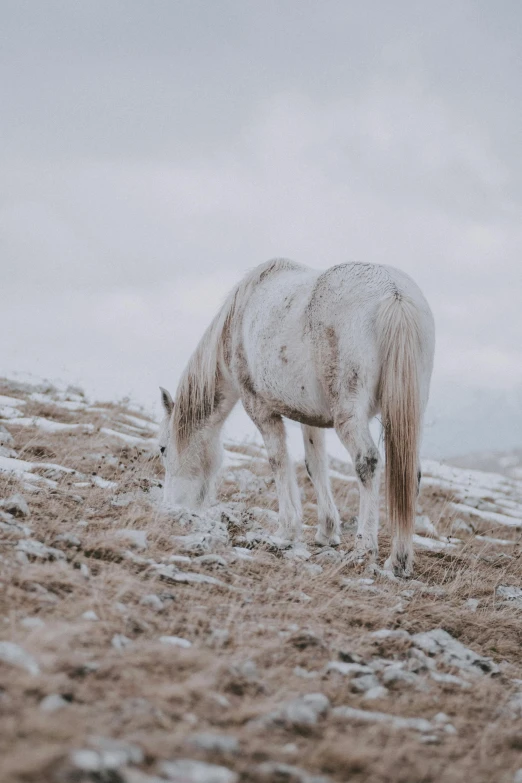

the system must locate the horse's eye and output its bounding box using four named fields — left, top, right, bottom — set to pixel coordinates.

left=160, top=446, right=166, bottom=455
